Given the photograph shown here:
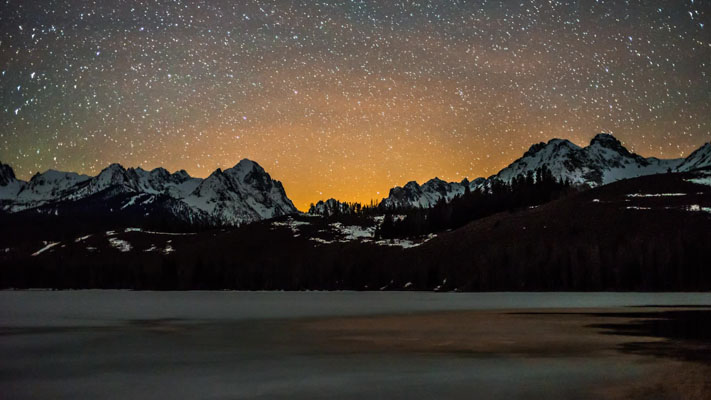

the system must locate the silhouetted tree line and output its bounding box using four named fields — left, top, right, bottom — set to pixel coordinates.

left=377, top=166, right=576, bottom=238
left=3, top=195, right=710, bottom=291
left=308, top=199, right=385, bottom=218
